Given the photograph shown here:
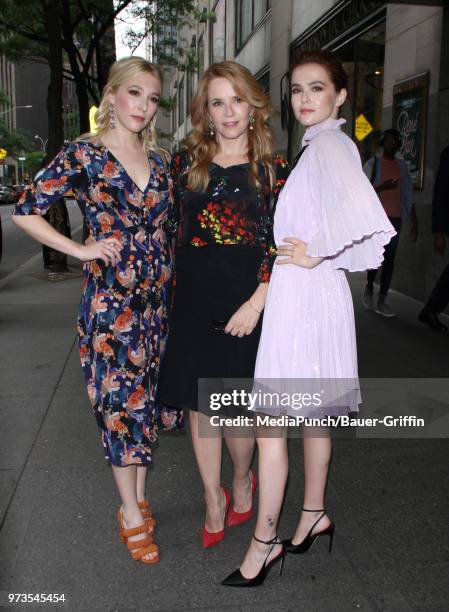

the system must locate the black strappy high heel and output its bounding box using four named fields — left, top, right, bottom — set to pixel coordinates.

left=283, top=508, right=335, bottom=554
left=221, top=535, right=286, bottom=587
